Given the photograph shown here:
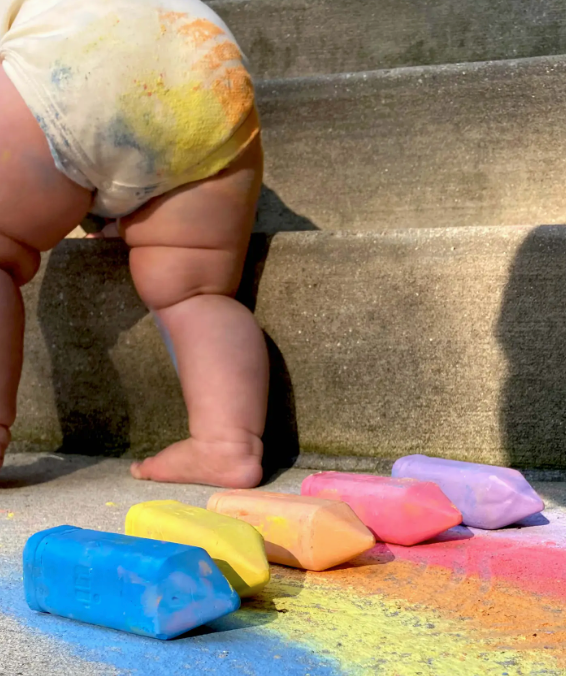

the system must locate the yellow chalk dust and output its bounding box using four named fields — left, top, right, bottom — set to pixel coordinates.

left=237, top=561, right=566, bottom=676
